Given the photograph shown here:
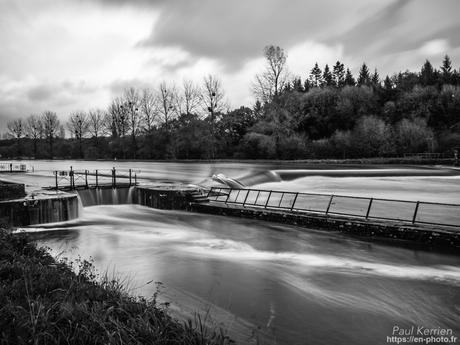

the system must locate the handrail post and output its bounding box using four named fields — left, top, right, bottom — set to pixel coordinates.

left=412, top=201, right=420, bottom=224
left=112, top=167, right=116, bottom=188
left=70, top=166, right=74, bottom=190
left=85, top=170, right=88, bottom=188
left=206, top=187, right=213, bottom=198
left=235, top=190, right=241, bottom=203
left=365, top=198, right=373, bottom=219
left=9, top=163, right=12, bottom=172
left=278, top=192, right=284, bottom=208
left=254, top=190, right=261, bottom=205
left=264, top=191, right=273, bottom=209
left=225, top=188, right=232, bottom=204
left=129, top=169, right=132, bottom=187
left=290, top=192, right=299, bottom=211
left=55, top=171, right=58, bottom=190
left=325, top=195, right=334, bottom=215
left=242, top=190, right=250, bottom=207
left=134, top=173, right=137, bottom=185
left=95, top=170, right=98, bottom=188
